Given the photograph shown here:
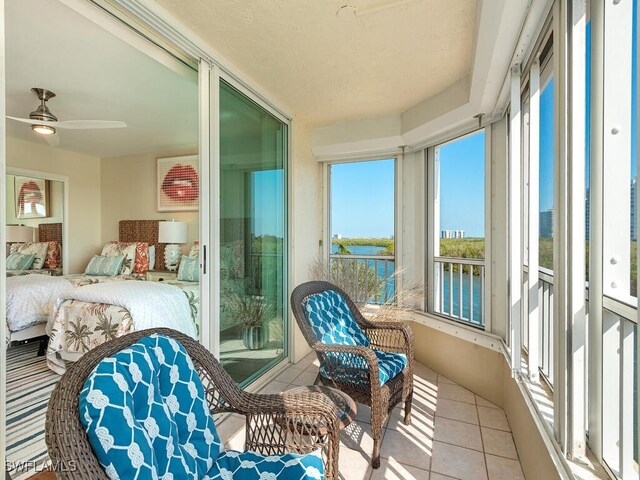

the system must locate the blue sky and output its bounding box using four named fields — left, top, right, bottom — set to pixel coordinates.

left=438, top=131, right=486, bottom=237
left=331, top=159, right=395, bottom=238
